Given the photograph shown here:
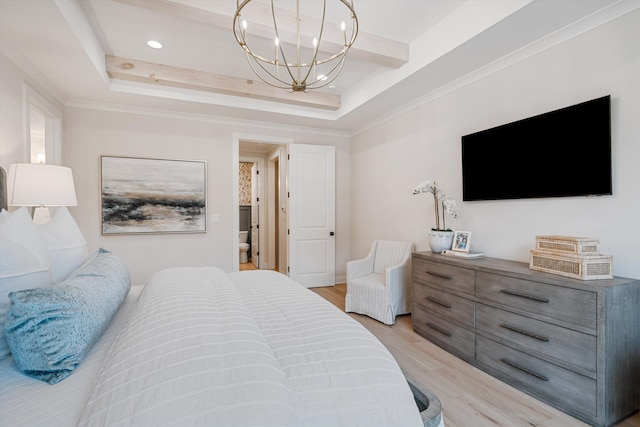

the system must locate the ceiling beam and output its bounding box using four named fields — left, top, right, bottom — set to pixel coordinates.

left=112, top=0, right=409, bottom=68
left=106, top=55, right=341, bottom=110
